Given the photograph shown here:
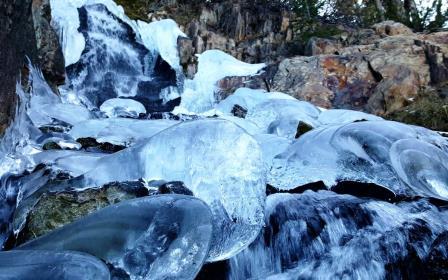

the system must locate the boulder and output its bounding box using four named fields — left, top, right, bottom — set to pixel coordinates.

left=273, top=31, right=448, bottom=115
left=372, top=20, right=413, bottom=36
